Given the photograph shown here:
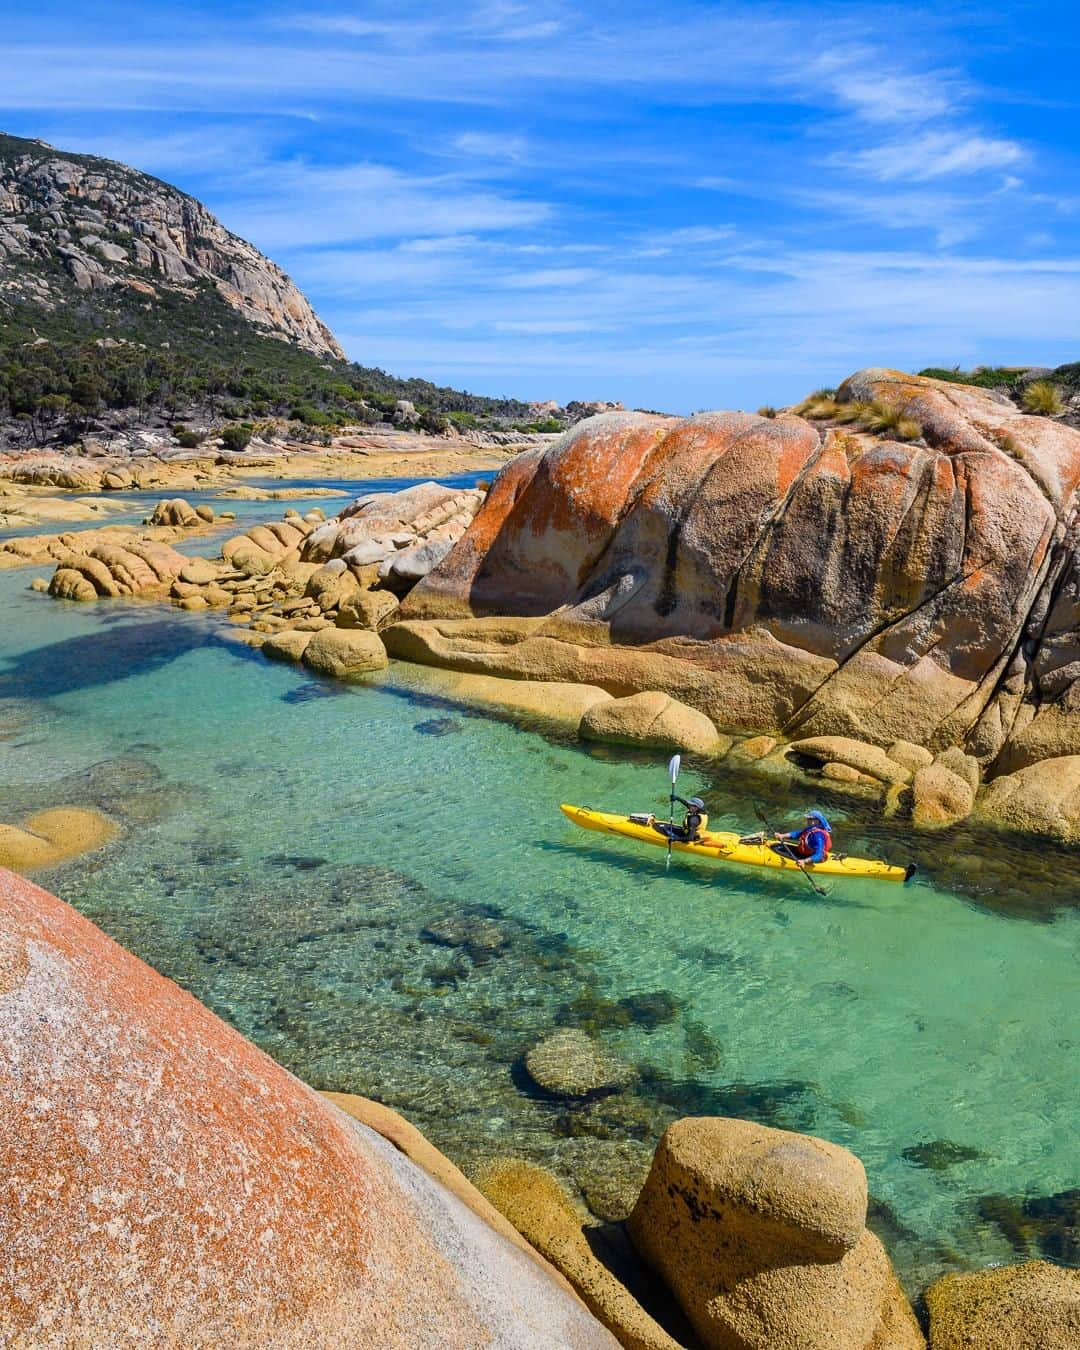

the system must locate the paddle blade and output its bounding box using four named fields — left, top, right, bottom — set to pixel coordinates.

left=668, top=753, right=681, bottom=786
